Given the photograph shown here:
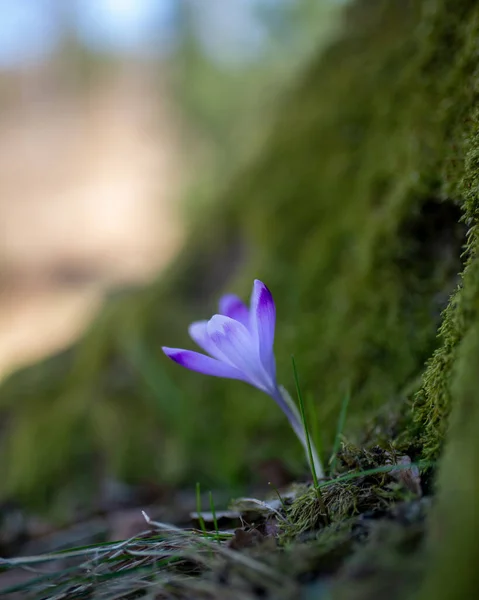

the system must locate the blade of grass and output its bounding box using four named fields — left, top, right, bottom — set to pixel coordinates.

left=0, top=534, right=154, bottom=565
left=305, top=391, right=323, bottom=469
left=278, top=385, right=324, bottom=477
left=329, top=386, right=351, bottom=474
left=319, top=461, right=435, bottom=488
left=196, top=482, right=207, bottom=536
left=292, top=356, right=329, bottom=523
left=268, top=482, right=288, bottom=513
left=291, top=356, right=320, bottom=490
left=208, top=491, right=220, bottom=545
